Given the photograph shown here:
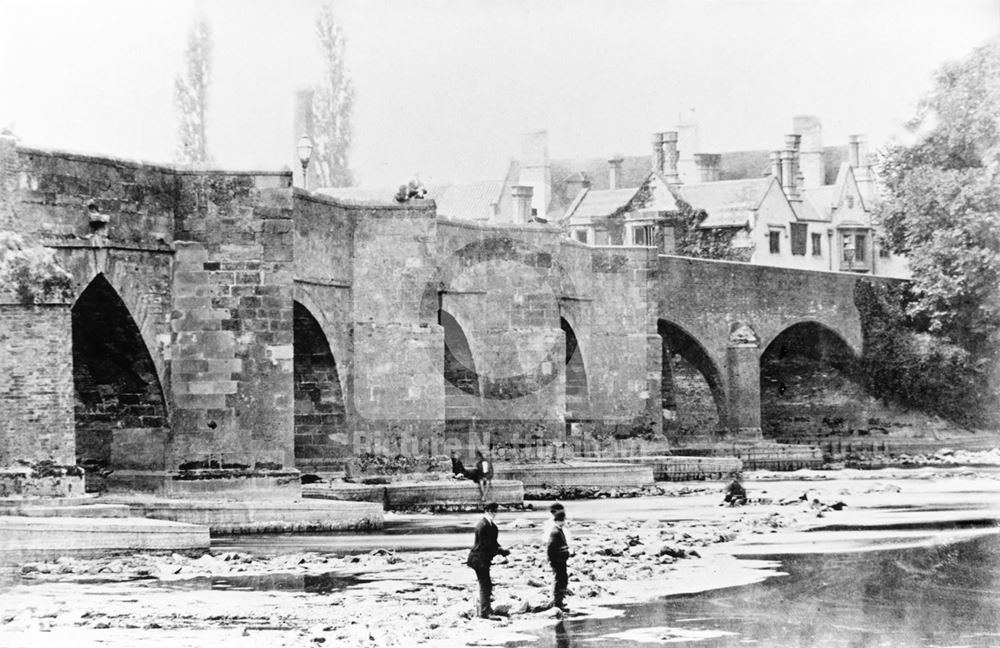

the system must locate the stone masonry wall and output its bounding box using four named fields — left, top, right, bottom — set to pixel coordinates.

left=293, top=192, right=356, bottom=467
left=170, top=171, right=296, bottom=470
left=585, top=246, right=661, bottom=440
left=351, top=201, right=444, bottom=455
left=6, top=146, right=175, bottom=246
left=0, top=304, right=75, bottom=465
left=436, top=220, right=568, bottom=456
